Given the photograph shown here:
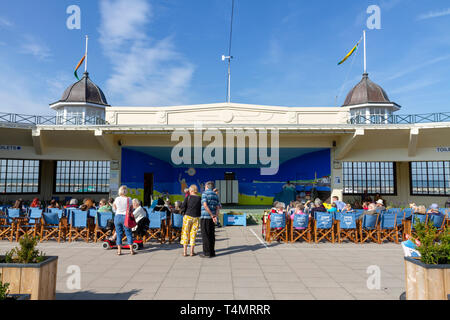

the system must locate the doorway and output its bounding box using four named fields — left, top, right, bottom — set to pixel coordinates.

left=144, top=173, right=154, bottom=207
